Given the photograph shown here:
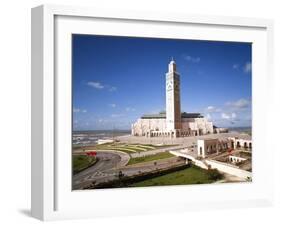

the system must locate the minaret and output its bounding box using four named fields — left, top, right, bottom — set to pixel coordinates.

left=166, top=58, right=181, bottom=132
